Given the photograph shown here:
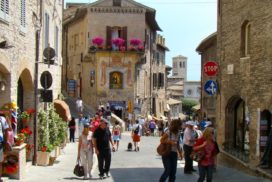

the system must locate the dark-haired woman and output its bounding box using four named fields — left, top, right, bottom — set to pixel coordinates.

left=159, top=119, right=182, bottom=182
